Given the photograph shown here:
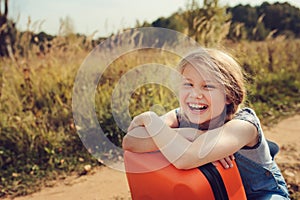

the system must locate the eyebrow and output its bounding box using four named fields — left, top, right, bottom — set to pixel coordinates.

left=182, top=77, right=216, bottom=83
left=182, top=77, right=192, bottom=81
left=203, top=80, right=216, bottom=83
